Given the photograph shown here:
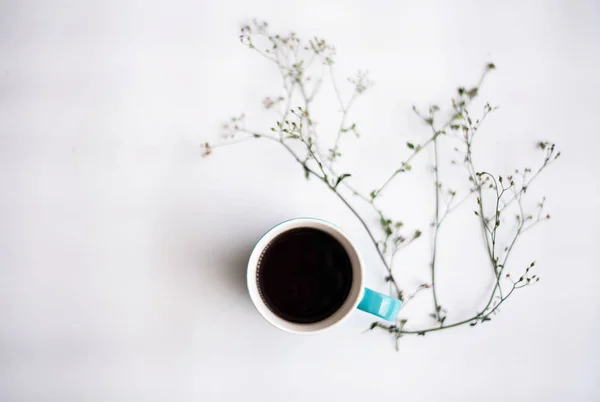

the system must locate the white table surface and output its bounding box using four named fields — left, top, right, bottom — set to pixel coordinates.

left=1, top=1, right=599, bottom=401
